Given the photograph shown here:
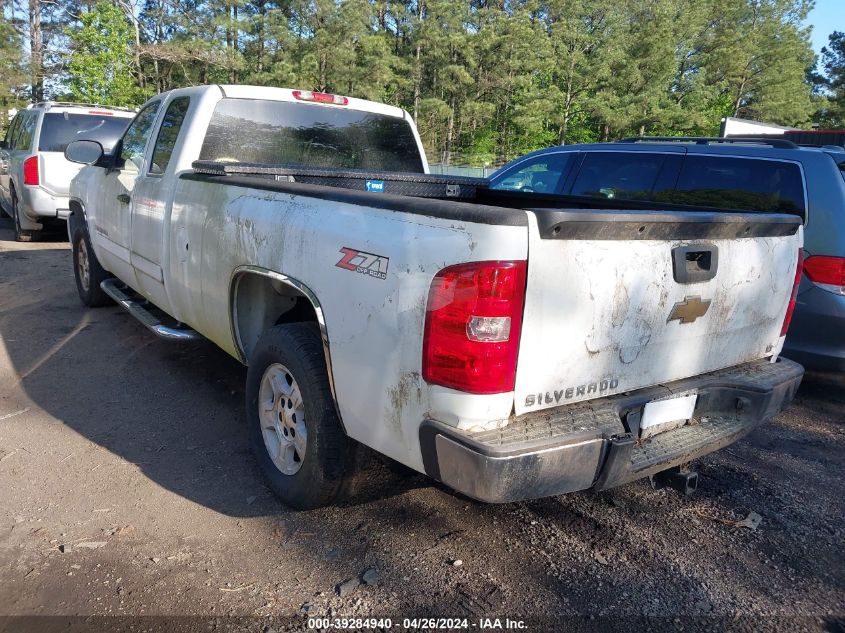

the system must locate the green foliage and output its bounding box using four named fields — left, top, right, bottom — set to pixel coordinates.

left=66, top=1, right=146, bottom=107
left=41, top=0, right=825, bottom=164
left=710, top=0, right=815, bottom=126
left=814, top=31, right=845, bottom=126
left=0, top=8, right=25, bottom=130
